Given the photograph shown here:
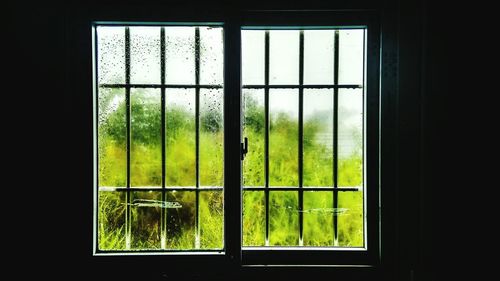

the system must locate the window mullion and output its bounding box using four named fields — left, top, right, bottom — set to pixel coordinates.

left=195, top=27, right=201, bottom=249
left=160, top=27, right=167, bottom=250
left=298, top=30, right=304, bottom=246
left=125, top=26, right=132, bottom=250
left=264, top=30, right=270, bottom=247
left=333, top=30, right=340, bottom=247
left=224, top=21, right=242, bottom=264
